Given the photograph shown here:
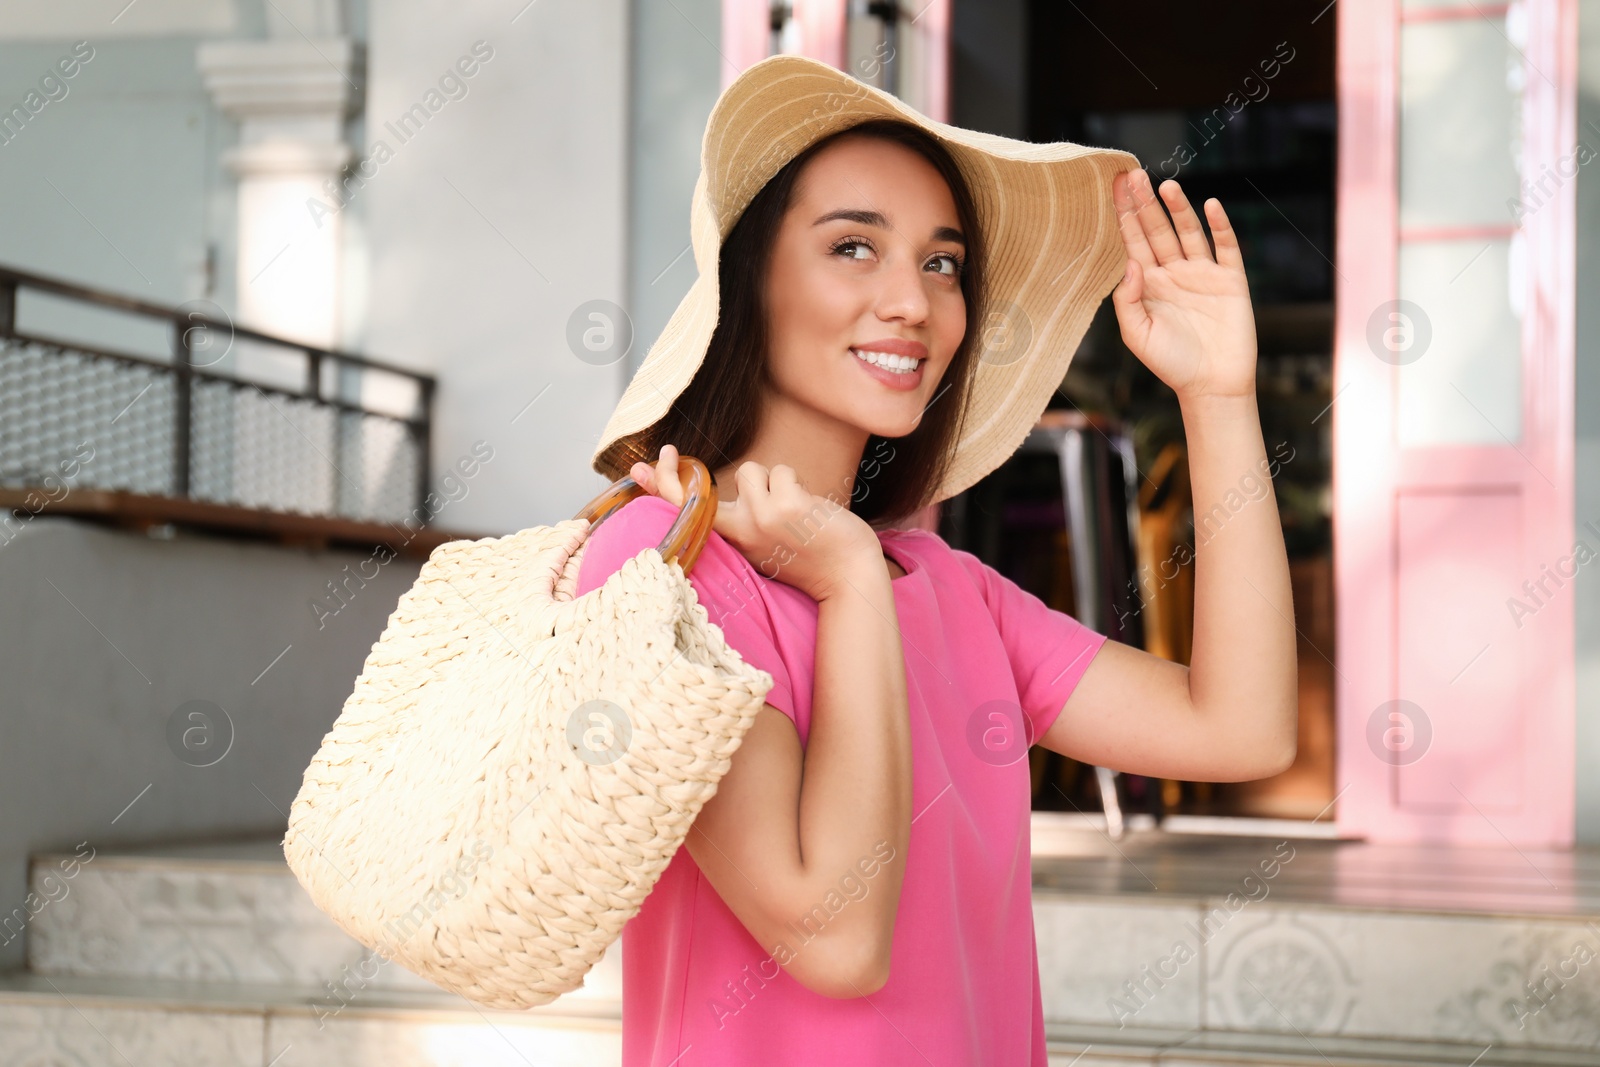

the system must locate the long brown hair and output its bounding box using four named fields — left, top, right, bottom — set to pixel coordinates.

left=602, top=118, right=987, bottom=529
